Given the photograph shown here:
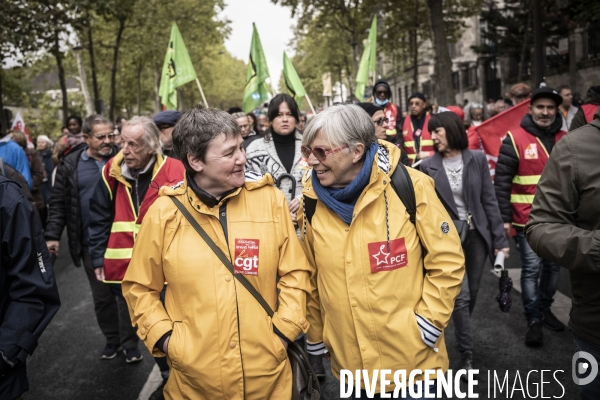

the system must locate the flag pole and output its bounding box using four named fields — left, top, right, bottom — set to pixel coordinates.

left=305, top=94, right=317, bottom=115
left=195, top=78, right=208, bottom=108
